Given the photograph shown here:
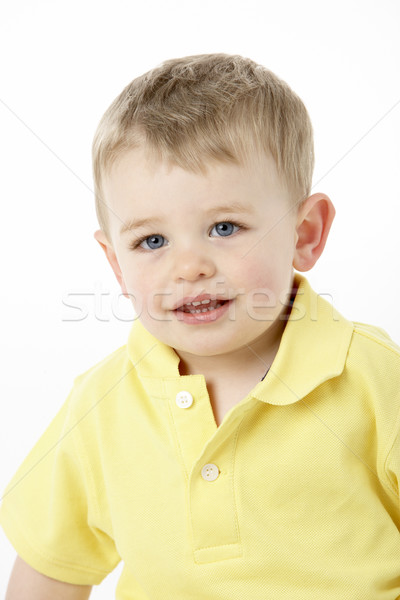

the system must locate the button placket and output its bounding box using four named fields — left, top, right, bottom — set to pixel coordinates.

left=165, top=378, right=218, bottom=478
left=189, top=441, right=242, bottom=562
